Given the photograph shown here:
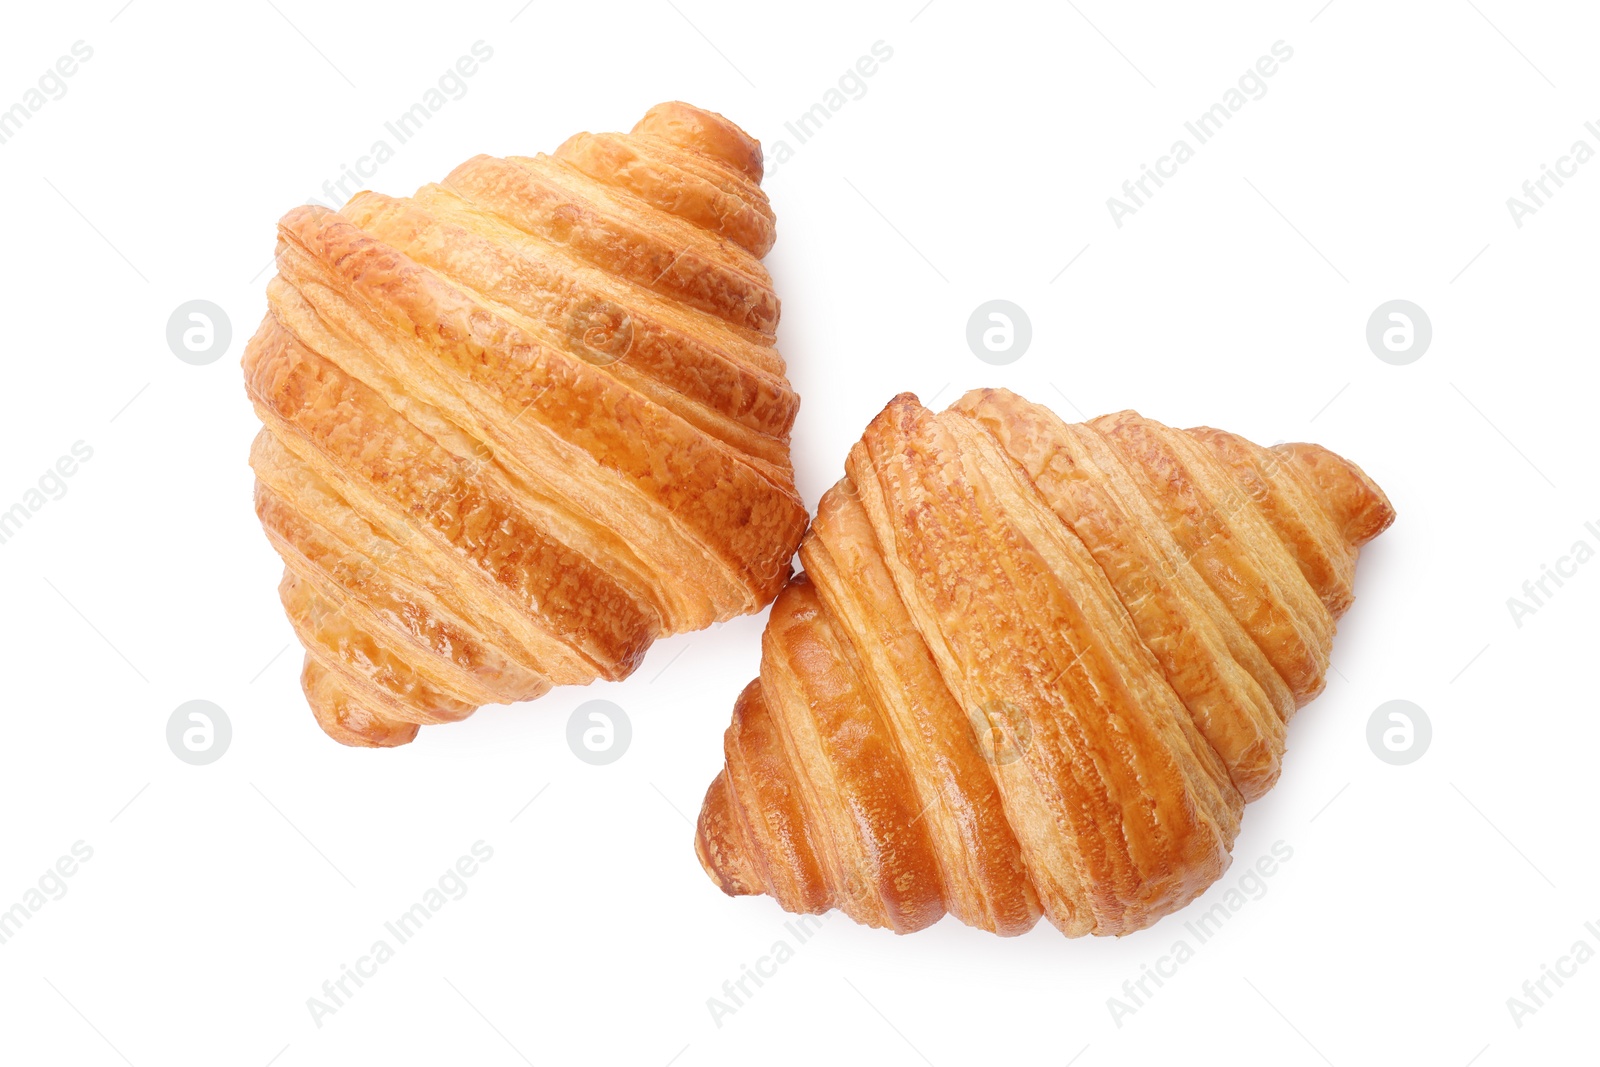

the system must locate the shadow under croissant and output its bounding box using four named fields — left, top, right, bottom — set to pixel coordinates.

left=695, top=388, right=1395, bottom=938
left=241, top=102, right=809, bottom=746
